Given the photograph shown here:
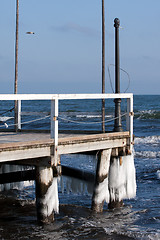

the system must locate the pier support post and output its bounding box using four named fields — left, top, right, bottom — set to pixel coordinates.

left=108, top=156, right=124, bottom=209
left=91, top=149, right=111, bottom=212
left=35, top=165, right=59, bottom=223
